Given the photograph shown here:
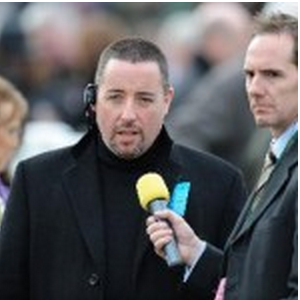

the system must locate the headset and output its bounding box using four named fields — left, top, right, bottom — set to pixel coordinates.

left=83, top=83, right=97, bottom=130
